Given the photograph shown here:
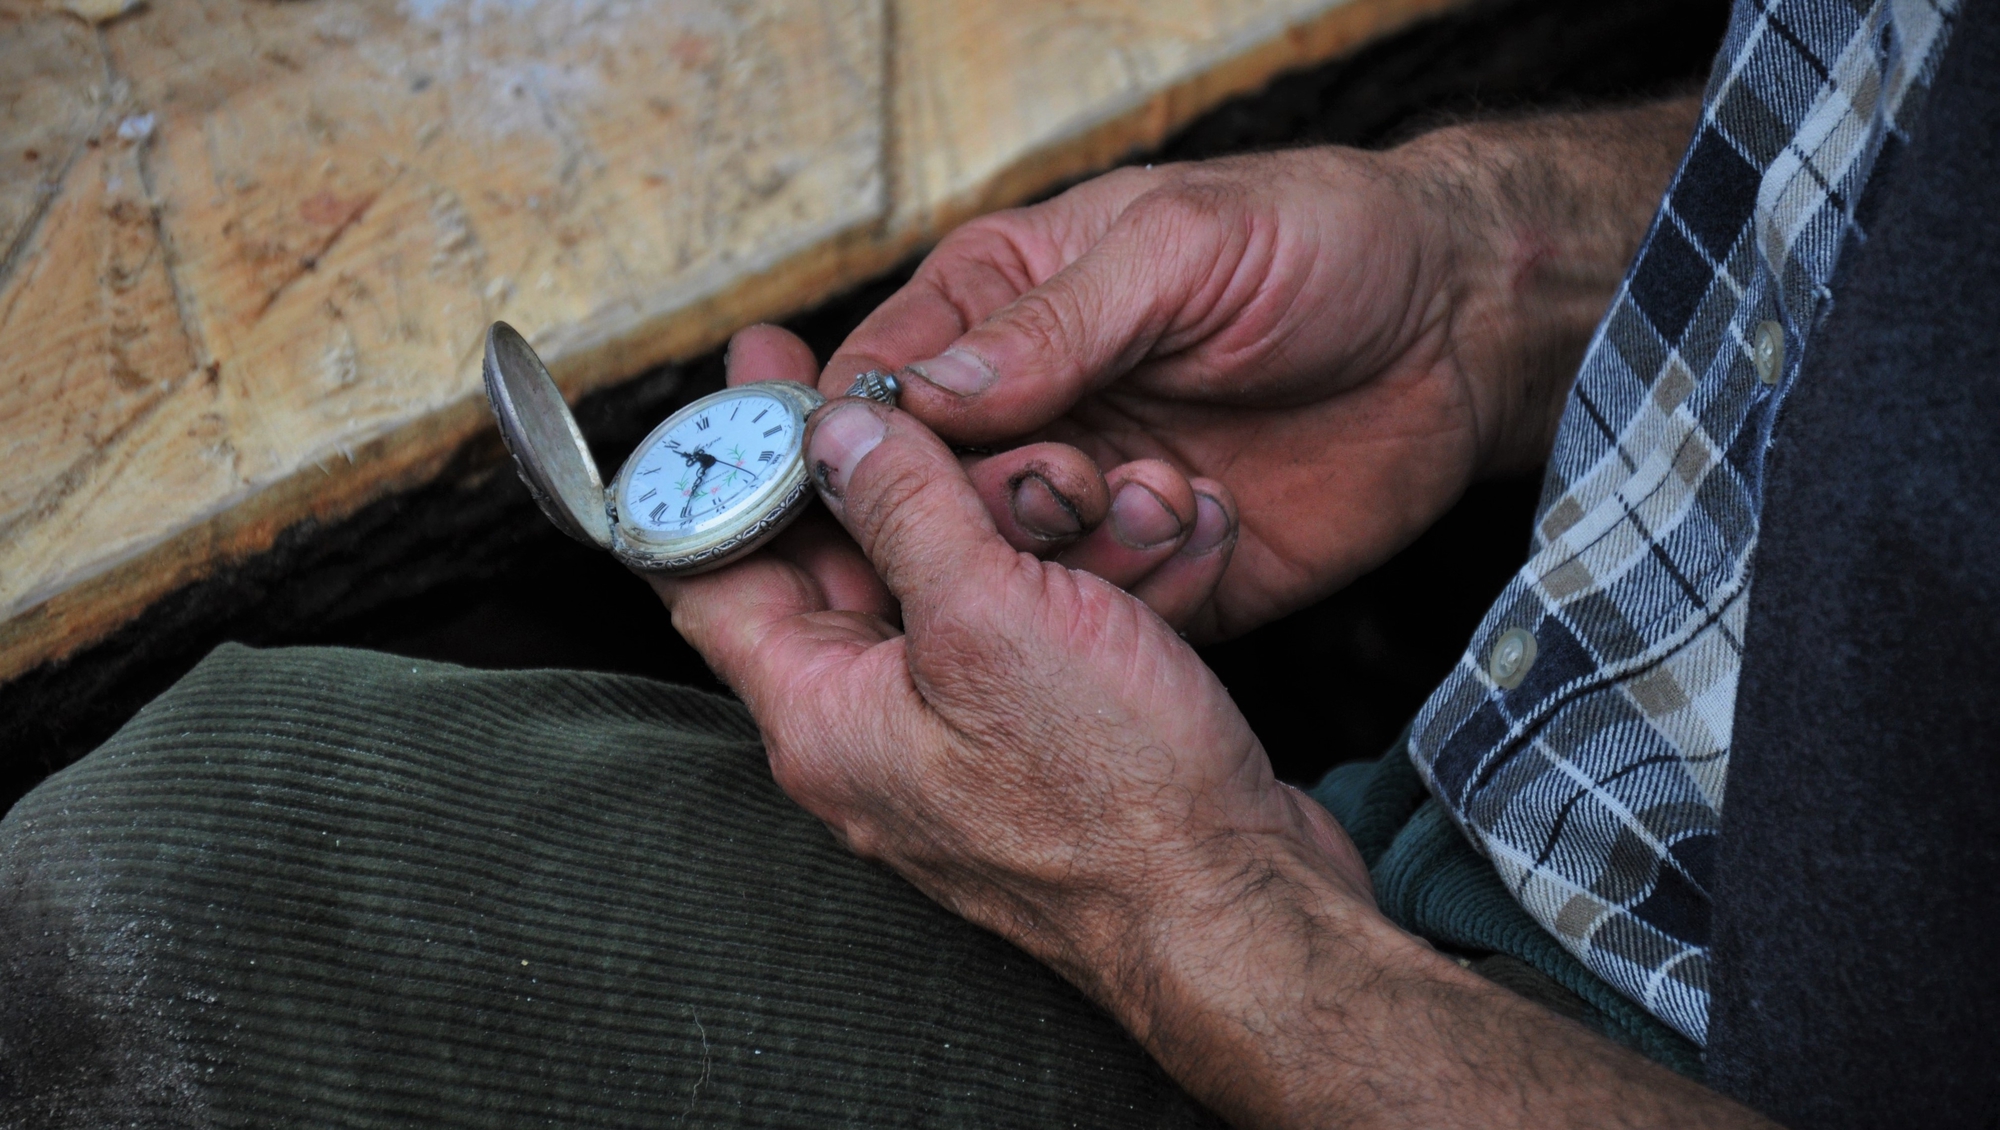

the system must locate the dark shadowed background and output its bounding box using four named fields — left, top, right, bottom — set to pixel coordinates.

left=0, top=0, right=1731, bottom=812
